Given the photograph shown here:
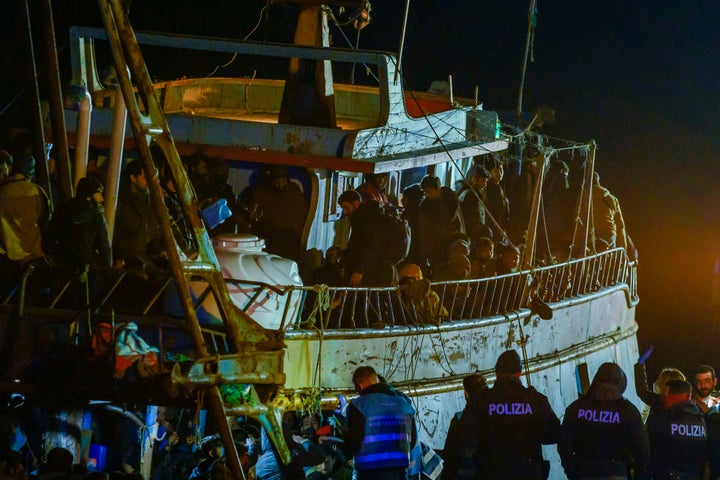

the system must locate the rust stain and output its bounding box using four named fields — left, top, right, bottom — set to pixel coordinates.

left=447, top=351, right=465, bottom=362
